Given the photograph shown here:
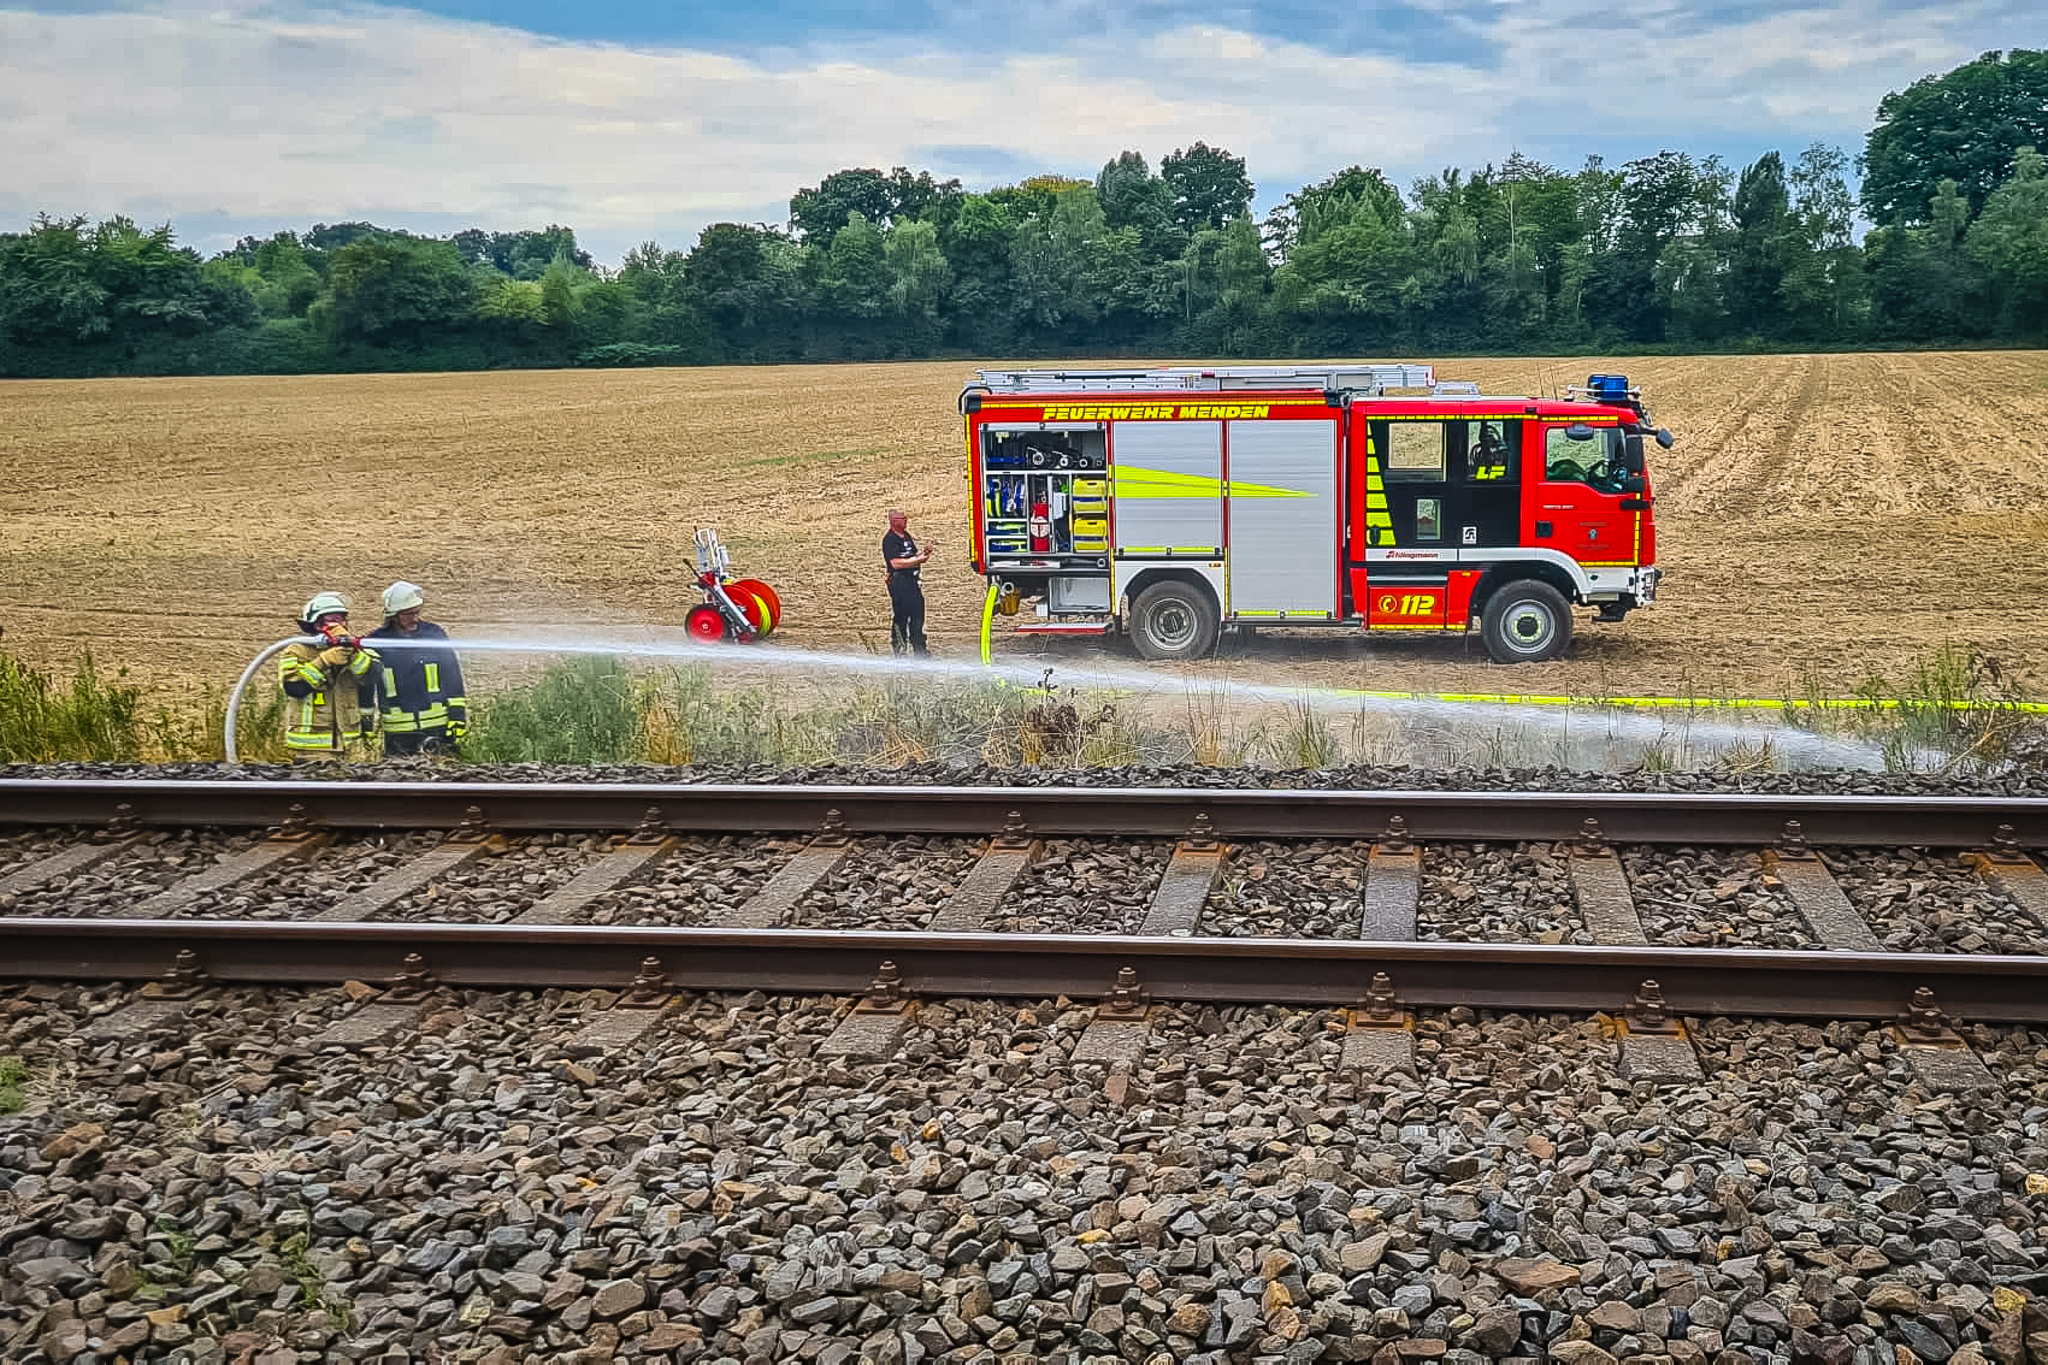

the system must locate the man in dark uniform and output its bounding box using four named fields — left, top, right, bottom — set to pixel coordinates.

left=369, top=580, right=468, bottom=756
left=881, top=508, right=934, bottom=657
